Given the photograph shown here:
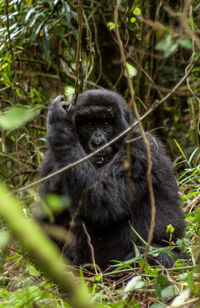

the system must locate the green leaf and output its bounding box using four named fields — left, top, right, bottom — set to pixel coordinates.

left=0, top=107, right=40, bottom=130
left=41, top=25, right=50, bottom=60
left=107, top=22, right=117, bottom=31
left=156, top=274, right=169, bottom=288
left=155, top=274, right=169, bottom=298
left=65, top=85, right=75, bottom=101
left=25, top=7, right=36, bottom=21
left=126, top=62, right=137, bottom=77
left=133, top=7, right=141, bottom=16
left=161, top=285, right=177, bottom=303
left=164, top=42, right=178, bottom=57
left=45, top=194, right=70, bottom=213
left=166, top=224, right=175, bottom=233
left=174, top=139, right=188, bottom=163
left=170, top=289, right=190, bottom=307
left=124, top=275, right=144, bottom=292
left=0, top=230, right=10, bottom=249
left=28, top=265, right=40, bottom=277
left=180, top=38, right=192, bottom=49
left=155, top=39, right=168, bottom=51
left=111, top=302, right=124, bottom=308
left=155, top=37, right=178, bottom=58
left=187, top=271, right=196, bottom=290
left=130, top=17, right=136, bottom=23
